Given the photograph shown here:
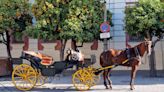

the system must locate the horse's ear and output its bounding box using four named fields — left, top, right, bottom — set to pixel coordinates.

left=144, top=37, right=148, bottom=41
